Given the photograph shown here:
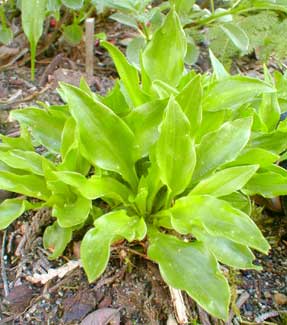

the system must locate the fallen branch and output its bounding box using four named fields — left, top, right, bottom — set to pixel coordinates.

left=25, top=260, right=81, bottom=285
left=226, top=291, right=250, bottom=324
left=169, top=287, right=189, bottom=324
